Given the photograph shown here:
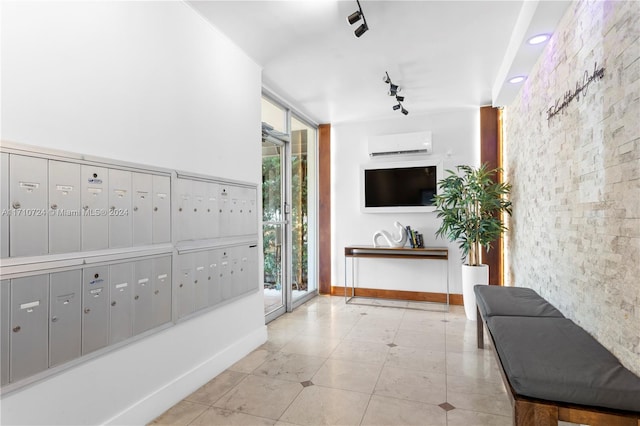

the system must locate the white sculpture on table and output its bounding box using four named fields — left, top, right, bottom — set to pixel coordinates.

left=373, top=221, right=408, bottom=247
